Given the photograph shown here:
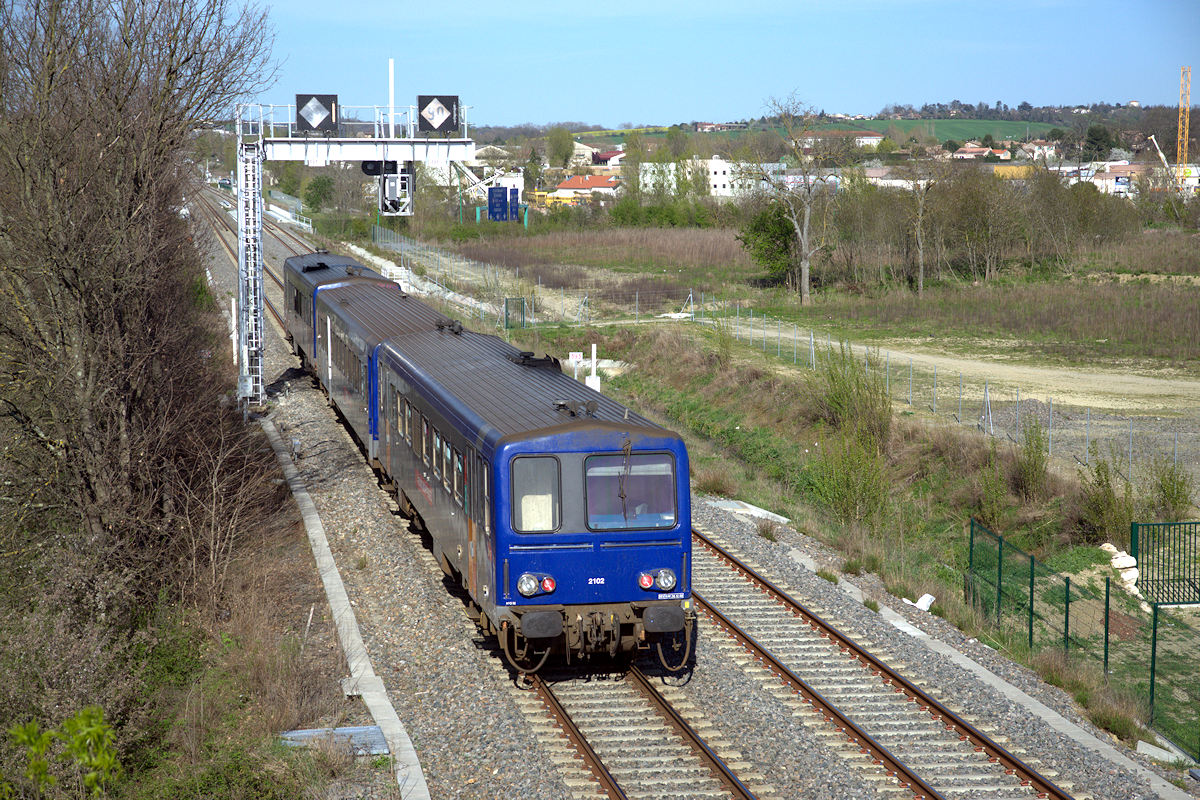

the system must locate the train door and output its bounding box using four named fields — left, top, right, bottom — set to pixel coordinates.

left=465, top=448, right=477, bottom=600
